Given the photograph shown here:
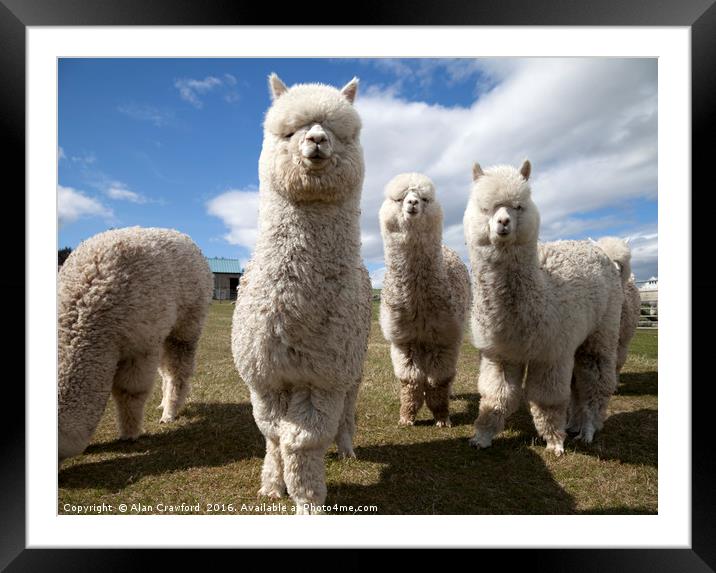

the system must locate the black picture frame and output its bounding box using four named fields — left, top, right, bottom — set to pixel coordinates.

left=4, top=0, right=712, bottom=570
